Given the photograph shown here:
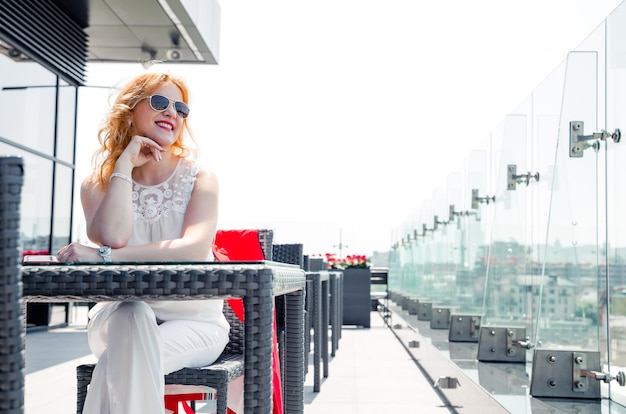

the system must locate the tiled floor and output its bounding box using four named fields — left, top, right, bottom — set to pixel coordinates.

left=27, top=302, right=626, bottom=414
left=24, top=306, right=449, bottom=413
left=25, top=306, right=96, bottom=414
left=302, top=312, right=448, bottom=414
